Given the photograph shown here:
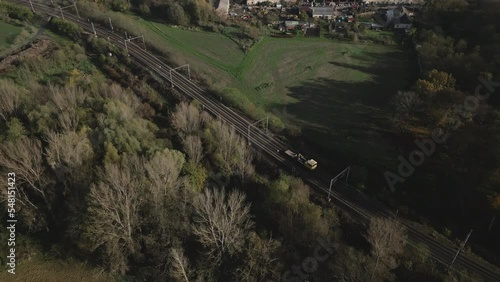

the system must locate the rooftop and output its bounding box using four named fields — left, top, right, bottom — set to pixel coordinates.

left=312, top=6, right=335, bottom=16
